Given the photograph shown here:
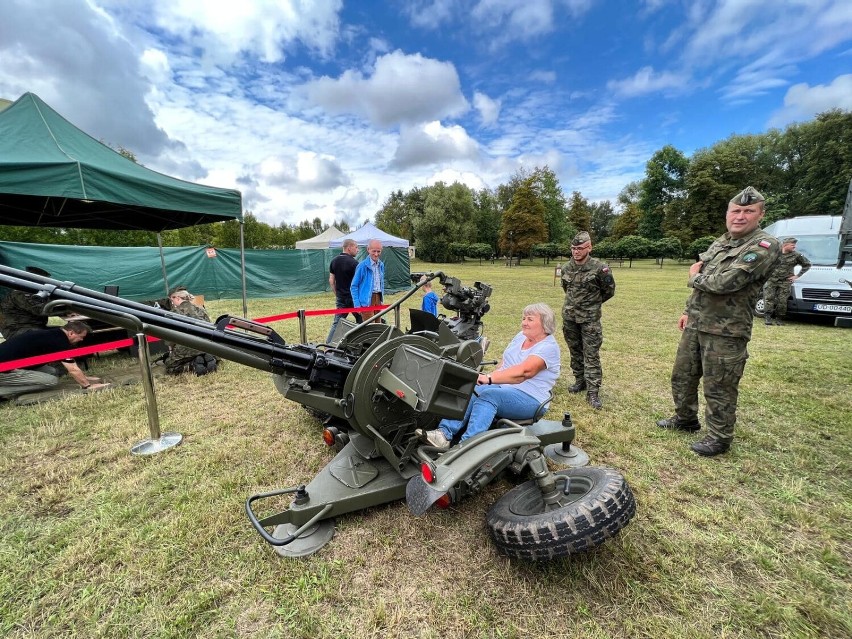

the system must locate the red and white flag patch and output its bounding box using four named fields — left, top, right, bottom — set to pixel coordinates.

left=758, top=240, right=771, bottom=248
